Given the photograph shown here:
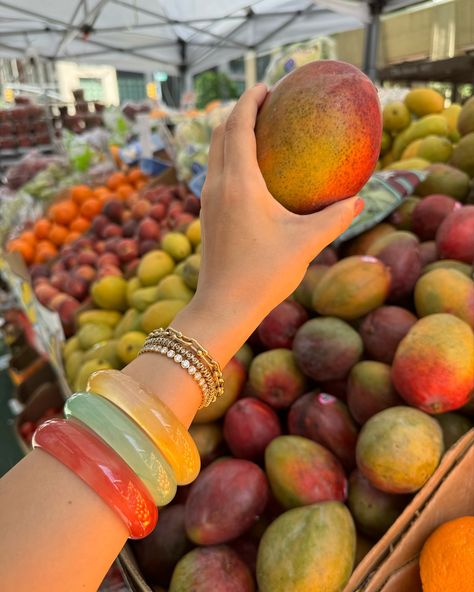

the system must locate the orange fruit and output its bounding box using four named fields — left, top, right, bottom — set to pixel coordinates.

left=50, top=201, right=79, bottom=226
left=49, top=224, right=69, bottom=246
left=420, top=516, right=474, bottom=592
left=70, top=217, right=91, bottom=233
left=135, top=180, right=147, bottom=191
left=35, top=243, right=57, bottom=263
left=107, top=172, right=127, bottom=190
left=65, top=231, right=81, bottom=244
left=127, top=168, right=145, bottom=185
left=20, top=230, right=36, bottom=246
left=93, top=186, right=112, bottom=201
left=33, top=219, right=51, bottom=240
left=116, top=184, right=135, bottom=200
left=7, top=239, right=35, bottom=264
left=80, top=198, right=102, bottom=220
left=71, top=185, right=94, bottom=205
